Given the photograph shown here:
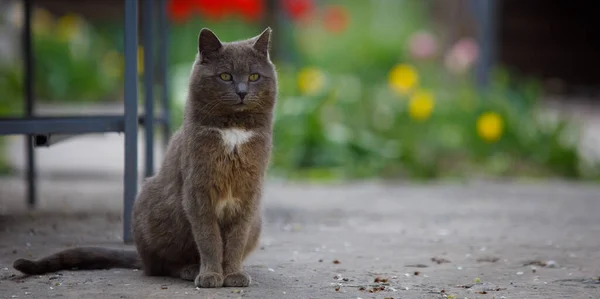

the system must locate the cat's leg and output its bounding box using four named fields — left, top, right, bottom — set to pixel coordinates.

left=168, top=264, right=200, bottom=281
left=222, top=214, right=258, bottom=287
left=243, top=214, right=262, bottom=260
left=139, top=250, right=167, bottom=277
left=182, top=187, right=224, bottom=288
